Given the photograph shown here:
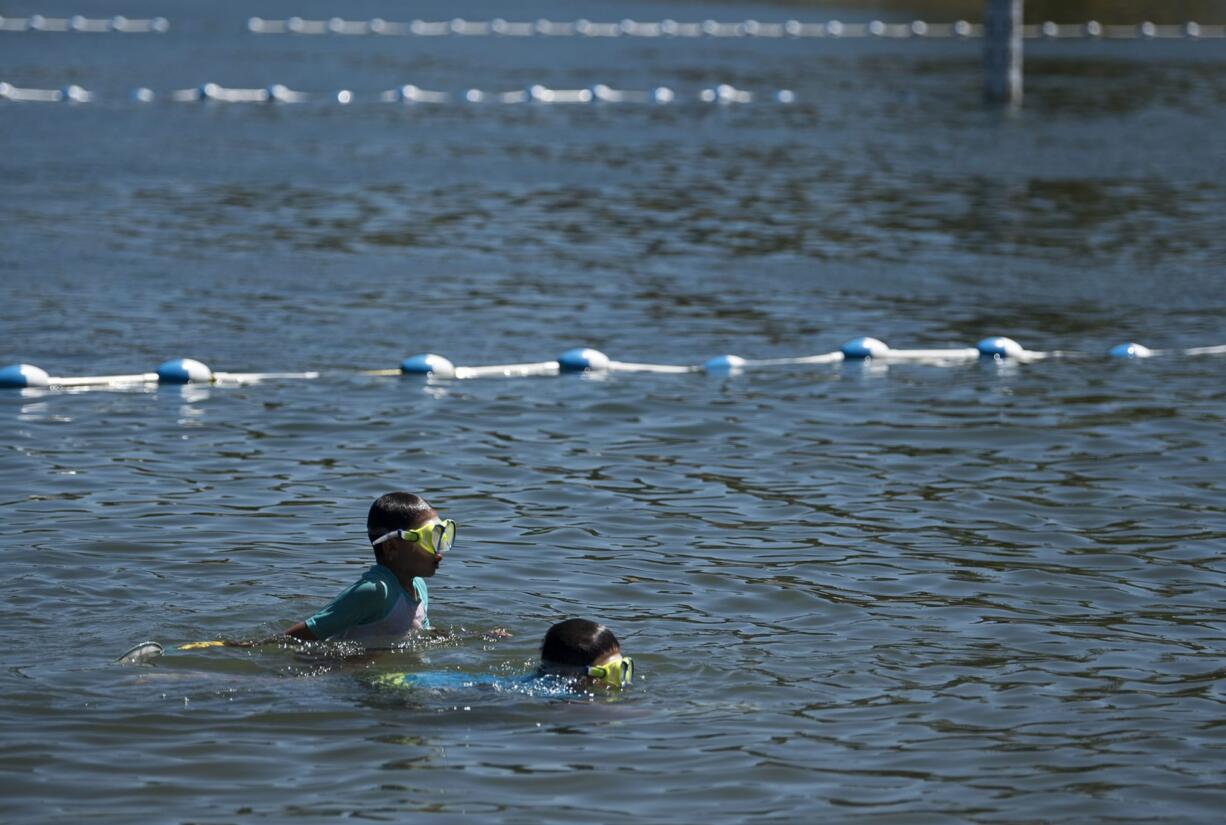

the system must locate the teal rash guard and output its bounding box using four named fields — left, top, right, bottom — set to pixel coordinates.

left=304, top=564, right=429, bottom=645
